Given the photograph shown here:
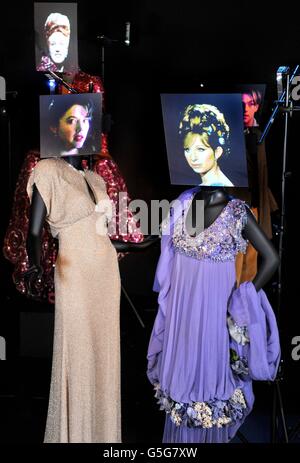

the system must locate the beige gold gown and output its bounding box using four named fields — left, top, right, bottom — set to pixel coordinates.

left=27, top=158, right=121, bottom=443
